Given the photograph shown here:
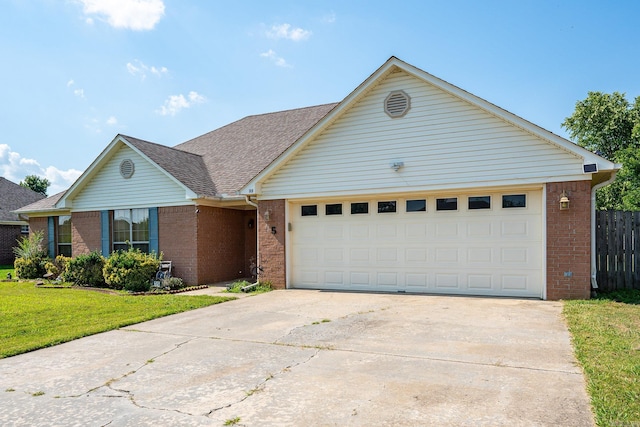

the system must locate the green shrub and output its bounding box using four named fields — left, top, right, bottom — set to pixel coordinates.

left=65, top=252, right=106, bottom=287
left=14, top=257, right=47, bottom=280
left=45, top=255, right=71, bottom=279
left=167, top=277, right=184, bottom=290
left=13, top=231, right=48, bottom=279
left=103, top=249, right=160, bottom=293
